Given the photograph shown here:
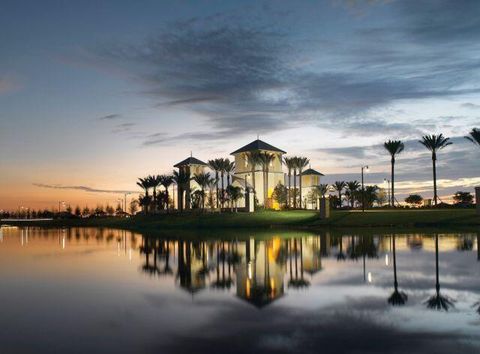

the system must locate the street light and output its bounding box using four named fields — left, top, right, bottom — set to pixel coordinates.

left=384, top=178, right=391, bottom=207
left=361, top=165, right=369, bottom=212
